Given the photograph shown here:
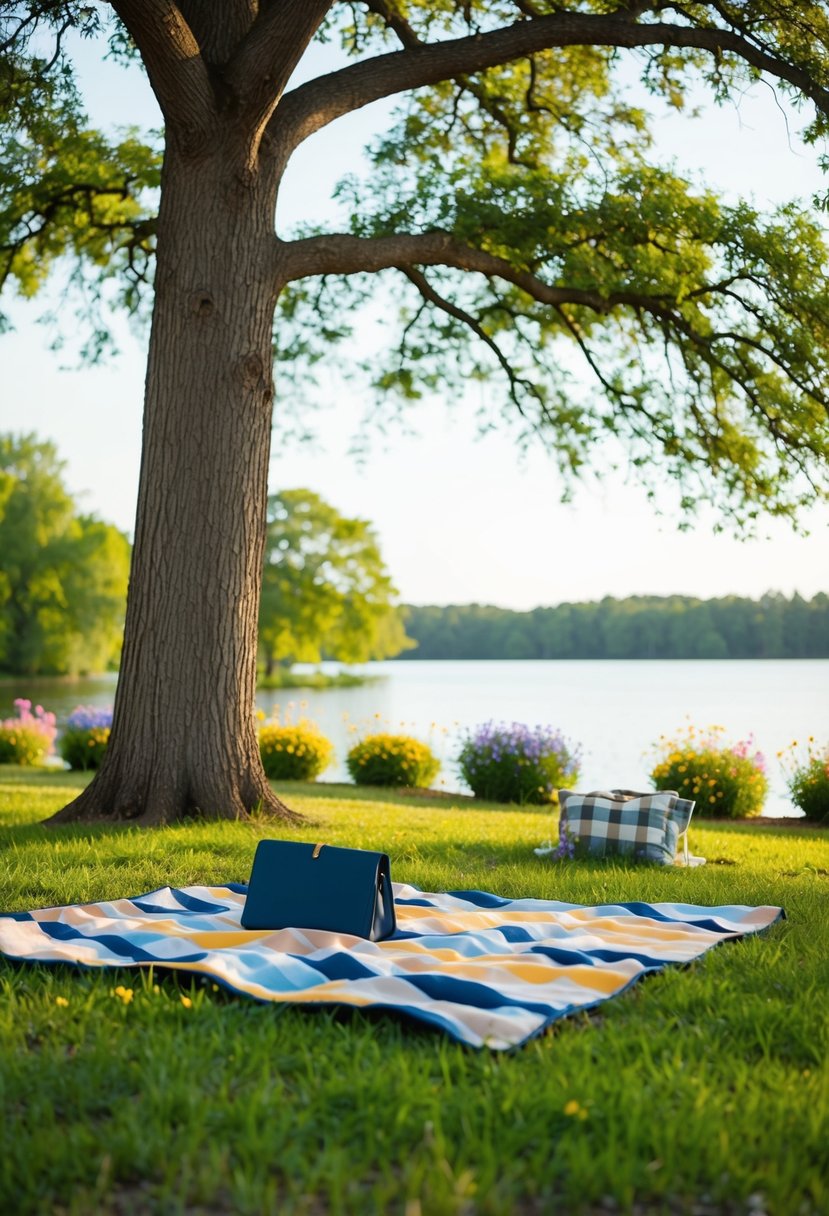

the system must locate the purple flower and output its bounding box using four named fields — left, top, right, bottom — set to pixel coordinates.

left=457, top=720, right=582, bottom=805
left=66, top=706, right=113, bottom=731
